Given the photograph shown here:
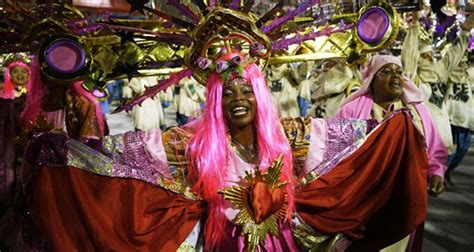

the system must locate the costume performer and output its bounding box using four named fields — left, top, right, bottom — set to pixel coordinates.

left=21, top=2, right=432, bottom=251
left=336, top=55, right=447, bottom=250
left=1, top=56, right=109, bottom=250
left=25, top=57, right=429, bottom=252
left=266, top=63, right=301, bottom=117
left=0, top=58, right=31, bottom=212
left=25, top=52, right=430, bottom=252
left=444, top=57, right=474, bottom=180
left=401, top=14, right=474, bottom=154
left=129, top=76, right=172, bottom=130
left=337, top=55, right=446, bottom=192
left=309, top=58, right=361, bottom=118
left=175, top=76, right=206, bottom=126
